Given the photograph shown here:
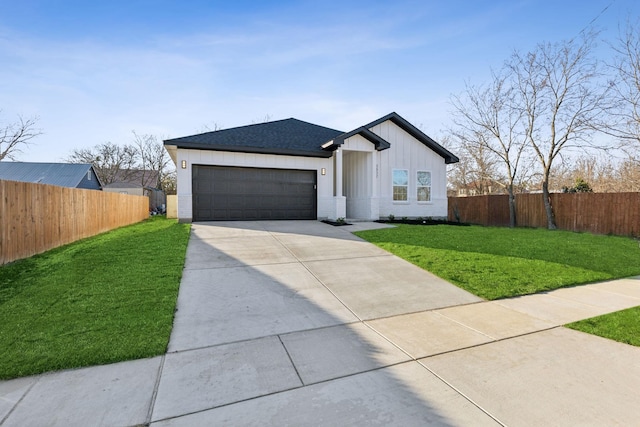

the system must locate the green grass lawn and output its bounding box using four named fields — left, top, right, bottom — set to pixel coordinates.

left=567, top=306, right=640, bottom=347
left=0, top=216, right=190, bottom=380
left=355, top=224, right=640, bottom=300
